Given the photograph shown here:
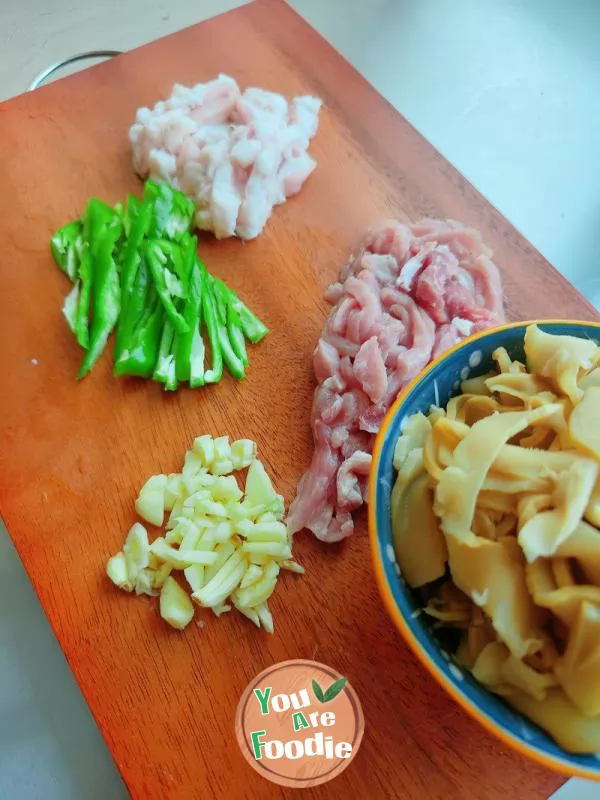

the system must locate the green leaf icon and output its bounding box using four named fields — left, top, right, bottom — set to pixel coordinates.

left=312, top=679, right=325, bottom=703
left=323, top=677, right=347, bottom=703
